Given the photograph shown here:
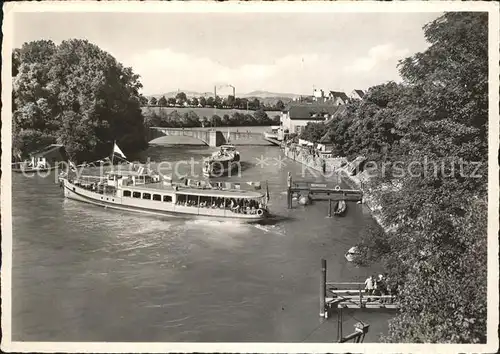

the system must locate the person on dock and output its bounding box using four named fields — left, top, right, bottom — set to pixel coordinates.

left=376, top=274, right=388, bottom=303
left=364, top=275, right=374, bottom=301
